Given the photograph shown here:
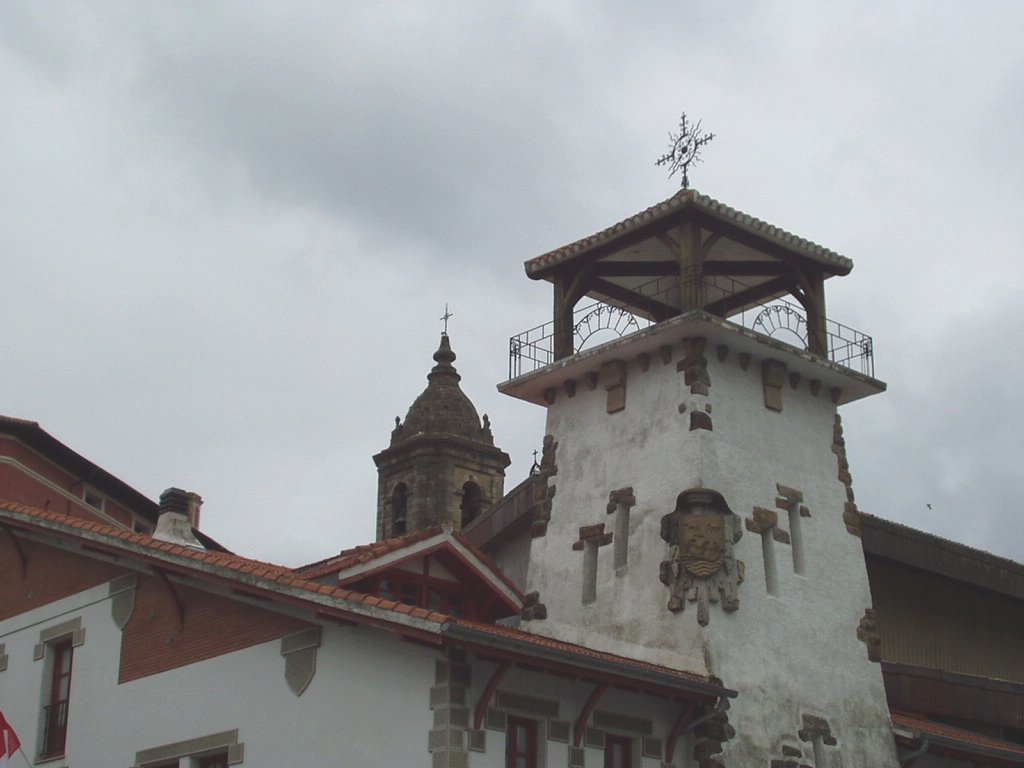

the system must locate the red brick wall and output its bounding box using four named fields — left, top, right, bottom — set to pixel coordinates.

left=119, top=574, right=314, bottom=683
left=0, top=436, right=134, bottom=527
left=1, top=533, right=315, bottom=685
left=0, top=533, right=129, bottom=621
